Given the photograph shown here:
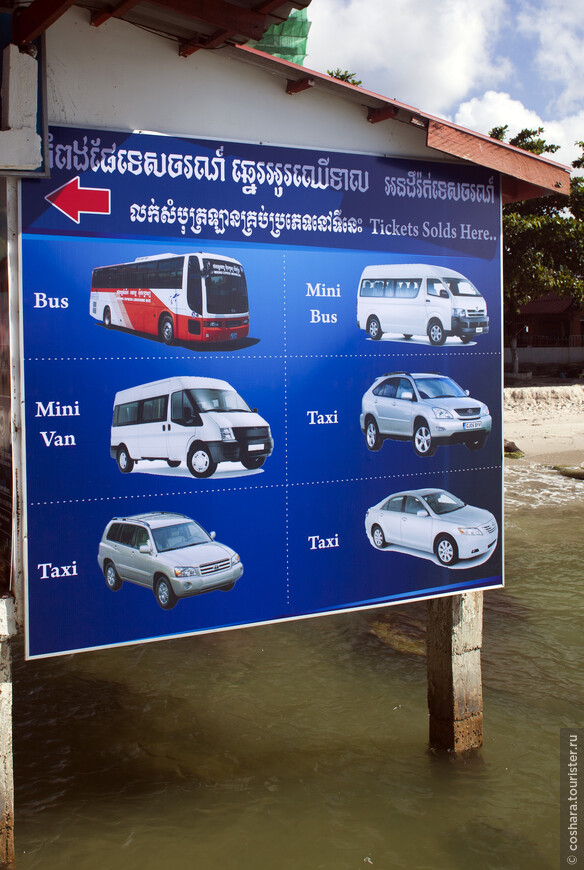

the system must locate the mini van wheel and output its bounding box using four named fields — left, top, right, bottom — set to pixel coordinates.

left=187, top=442, right=217, bottom=478
left=435, top=534, right=458, bottom=566
left=241, top=456, right=265, bottom=470
left=367, top=316, right=382, bottom=341
left=427, top=319, right=446, bottom=346
left=104, top=561, right=122, bottom=591
left=365, top=418, right=382, bottom=451
left=117, top=445, right=134, bottom=473
left=155, top=576, right=177, bottom=610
